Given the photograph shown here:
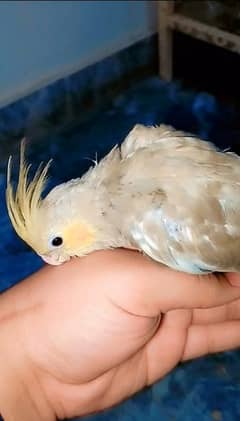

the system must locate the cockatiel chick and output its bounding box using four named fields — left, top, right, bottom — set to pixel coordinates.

left=6, top=124, right=240, bottom=274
